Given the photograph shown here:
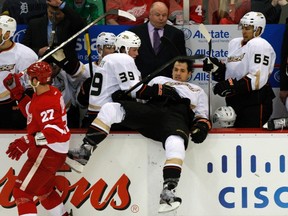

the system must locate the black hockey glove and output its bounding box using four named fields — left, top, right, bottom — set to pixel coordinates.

left=136, top=84, right=181, bottom=101
left=44, top=48, right=80, bottom=76
left=209, top=57, right=226, bottom=82
left=213, top=78, right=236, bottom=97
left=190, top=118, right=211, bottom=144
left=213, top=77, right=252, bottom=97
left=112, top=90, right=133, bottom=102
left=77, top=77, right=91, bottom=108
left=202, top=58, right=213, bottom=72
